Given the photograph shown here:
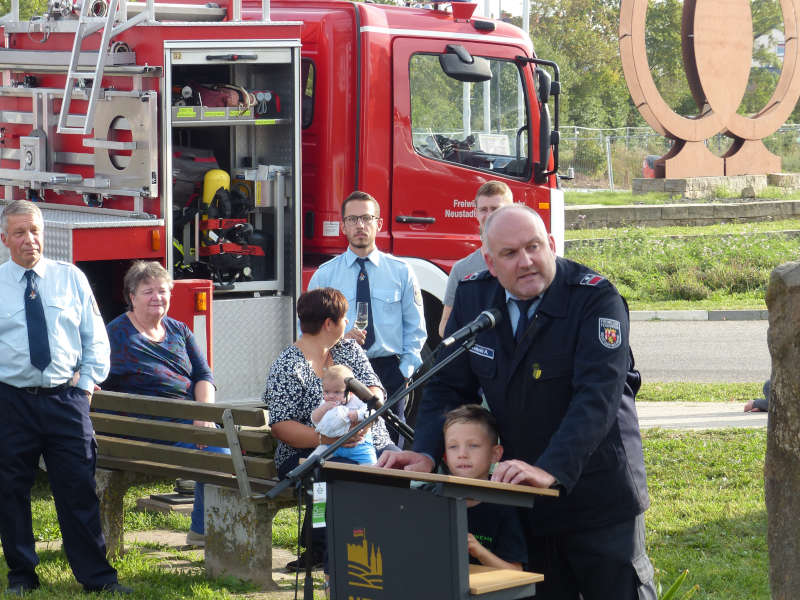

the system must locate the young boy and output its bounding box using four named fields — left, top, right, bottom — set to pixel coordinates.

left=443, top=405, right=527, bottom=571
left=309, top=364, right=377, bottom=464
